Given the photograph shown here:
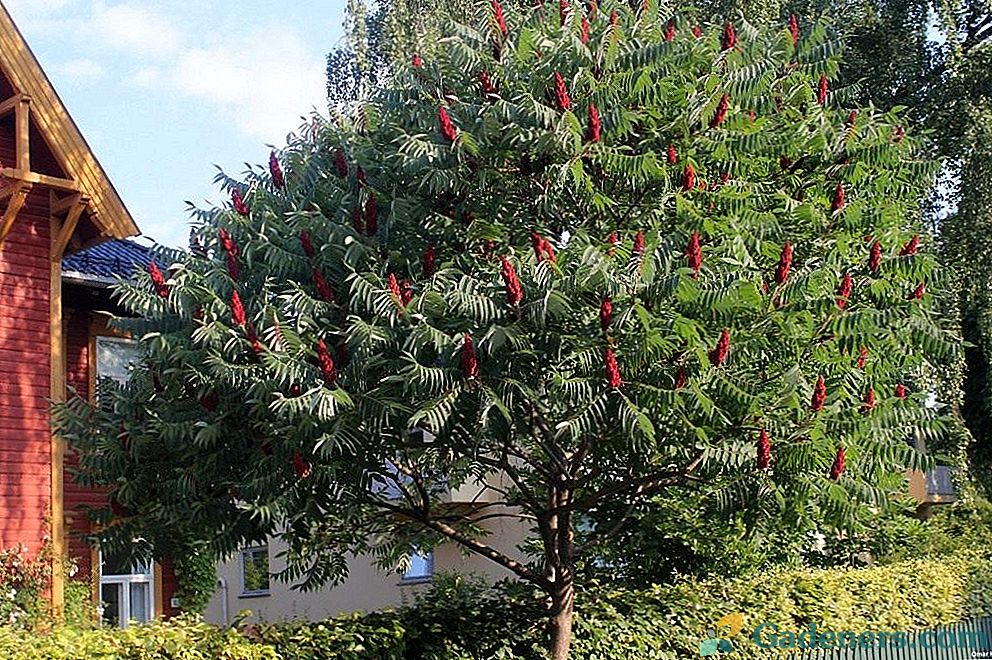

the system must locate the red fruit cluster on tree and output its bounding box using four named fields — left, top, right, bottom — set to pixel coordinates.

left=667, top=144, right=677, bottom=165
left=199, top=391, right=218, bottom=413
left=774, top=241, right=792, bottom=285
left=501, top=256, right=524, bottom=306
left=857, top=346, right=868, bottom=369
left=836, top=272, right=853, bottom=309
left=829, top=446, right=845, bottom=480
left=479, top=70, right=497, bottom=97
left=599, top=297, right=613, bottom=331
left=149, top=262, right=169, bottom=298
left=493, top=0, right=508, bottom=35
left=412, top=53, right=423, bottom=68
left=896, top=383, right=907, bottom=399
left=553, top=72, right=572, bottom=112
left=664, top=19, right=675, bottom=41
left=831, top=182, right=846, bottom=213
left=683, top=163, right=696, bottom=191
left=817, top=74, right=829, bottom=105
left=721, top=21, right=736, bottom=50
left=559, top=0, right=568, bottom=25
left=292, top=449, right=311, bottom=479
left=868, top=240, right=882, bottom=272
left=811, top=374, right=827, bottom=412
left=607, top=231, right=618, bottom=256
left=438, top=106, right=458, bottom=142
left=531, top=229, right=557, bottom=262
left=710, top=93, right=730, bottom=128
left=893, top=125, right=906, bottom=143
left=423, top=245, right=437, bottom=278
left=861, top=387, right=876, bottom=414
left=334, top=148, right=348, bottom=178
left=231, top=289, right=247, bottom=327
left=604, top=348, right=622, bottom=388
left=246, top=324, right=263, bottom=359
left=674, top=365, right=687, bottom=390
left=351, top=206, right=364, bottom=234
left=365, top=194, right=379, bottom=236
left=388, top=273, right=403, bottom=304
left=586, top=104, right=601, bottom=143
left=911, top=282, right=926, bottom=300
left=757, top=428, right=771, bottom=470
left=317, top=339, right=337, bottom=386
left=219, top=228, right=240, bottom=280
left=900, top=235, right=920, bottom=256
left=691, top=24, right=702, bottom=37
left=580, top=16, right=590, bottom=43
left=632, top=230, right=646, bottom=258
left=788, top=14, right=799, bottom=46
left=462, top=333, right=480, bottom=379
left=231, top=187, right=250, bottom=217
left=401, top=280, right=414, bottom=306
left=708, top=328, right=730, bottom=366
left=846, top=110, right=858, bottom=130
left=686, top=232, right=702, bottom=278
left=356, top=166, right=367, bottom=185
left=269, top=151, right=285, bottom=189
left=312, top=268, right=334, bottom=302
left=610, top=9, right=618, bottom=27
left=300, top=230, right=315, bottom=259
